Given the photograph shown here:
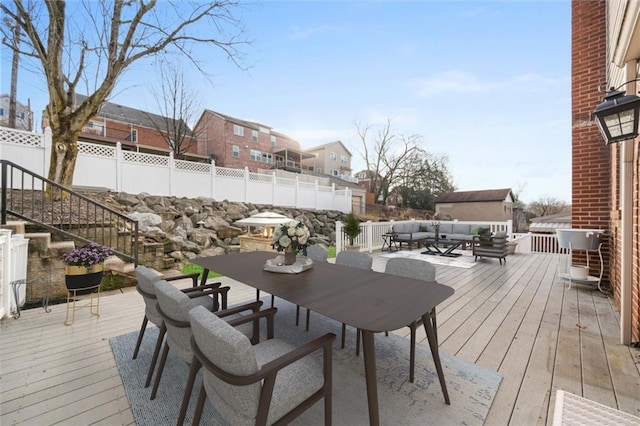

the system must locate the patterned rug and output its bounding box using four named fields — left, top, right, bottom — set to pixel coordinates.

left=382, top=250, right=478, bottom=269
left=110, top=299, right=501, bottom=425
